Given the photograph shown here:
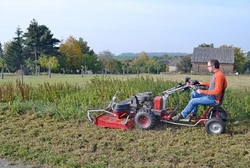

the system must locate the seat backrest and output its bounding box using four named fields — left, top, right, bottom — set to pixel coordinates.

left=217, top=89, right=226, bottom=106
